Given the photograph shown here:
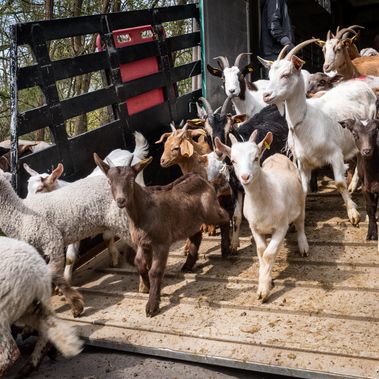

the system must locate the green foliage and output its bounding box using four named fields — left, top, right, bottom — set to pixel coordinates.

left=0, top=0, right=195, bottom=143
